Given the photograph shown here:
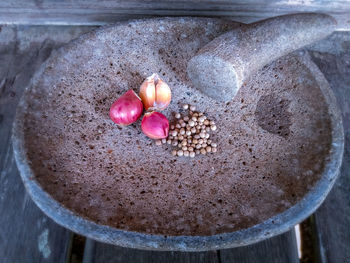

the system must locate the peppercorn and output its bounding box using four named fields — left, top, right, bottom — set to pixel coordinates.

left=161, top=104, right=218, bottom=158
